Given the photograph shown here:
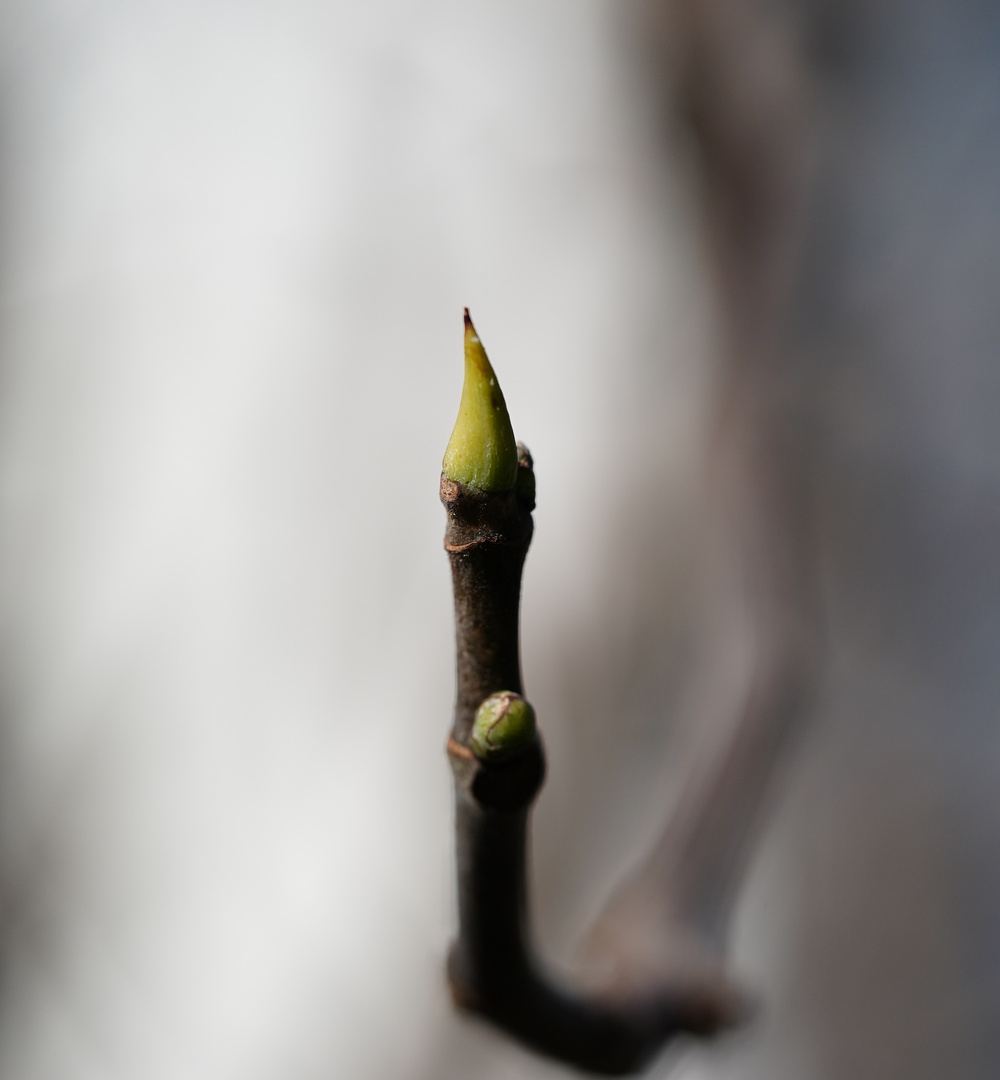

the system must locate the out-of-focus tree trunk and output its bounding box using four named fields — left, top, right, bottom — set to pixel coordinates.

left=634, top=1, right=1000, bottom=1077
